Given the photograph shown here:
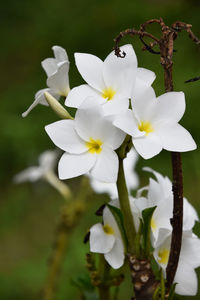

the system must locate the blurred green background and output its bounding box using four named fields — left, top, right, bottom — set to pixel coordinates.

left=1, top=0, right=200, bottom=299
